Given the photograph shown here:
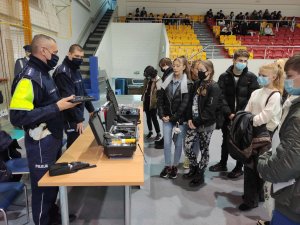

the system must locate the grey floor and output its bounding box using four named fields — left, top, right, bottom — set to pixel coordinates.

left=1, top=92, right=278, bottom=225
